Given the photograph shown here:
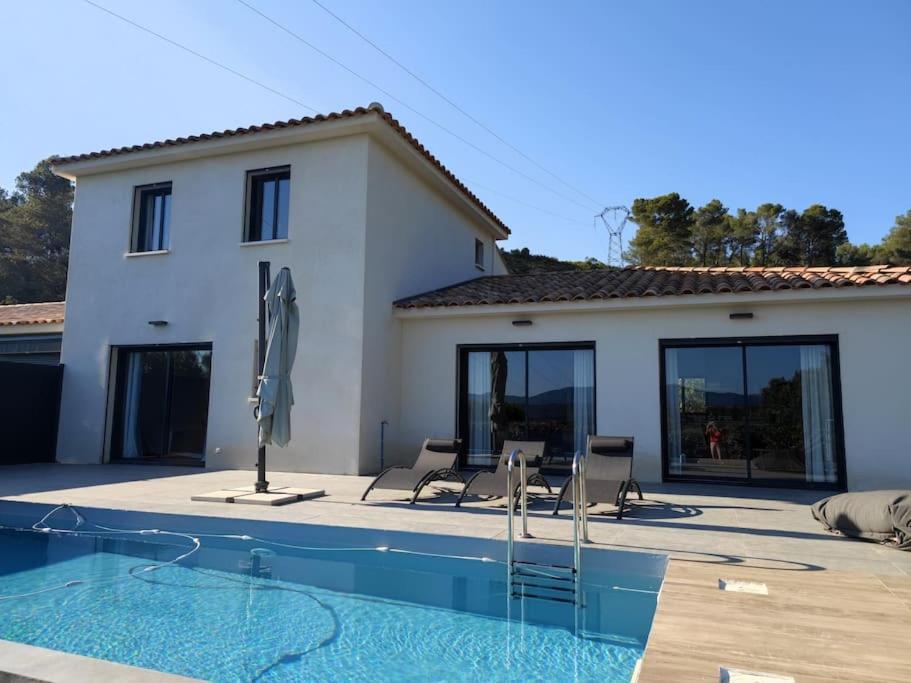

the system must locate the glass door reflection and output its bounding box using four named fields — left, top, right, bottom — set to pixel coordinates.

left=665, top=346, right=747, bottom=479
